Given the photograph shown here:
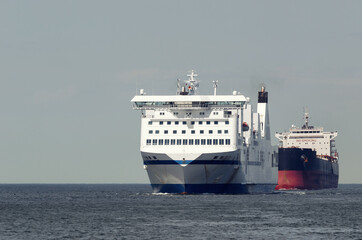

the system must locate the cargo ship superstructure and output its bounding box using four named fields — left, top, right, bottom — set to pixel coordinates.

left=275, top=112, right=339, bottom=190
left=131, top=71, right=278, bottom=194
